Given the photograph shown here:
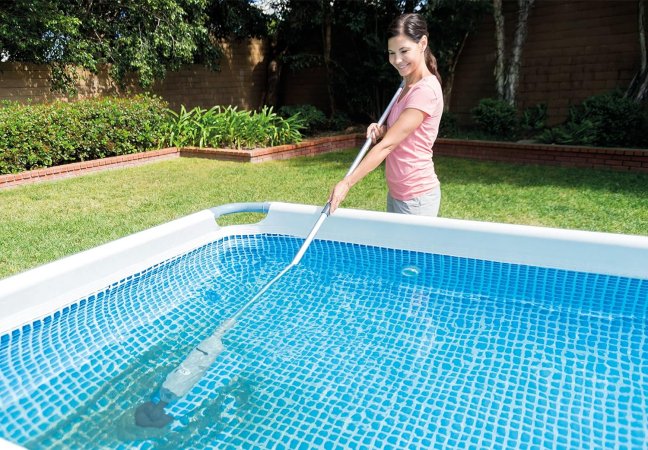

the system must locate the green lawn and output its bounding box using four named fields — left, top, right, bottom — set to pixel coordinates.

left=1, top=149, right=647, bottom=279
